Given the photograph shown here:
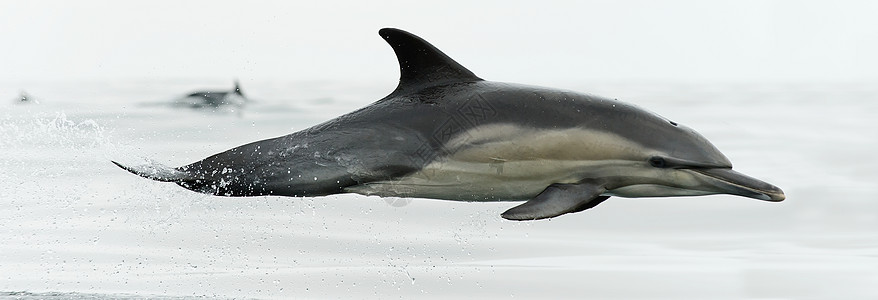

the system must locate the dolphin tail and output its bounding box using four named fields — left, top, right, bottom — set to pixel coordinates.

left=111, top=160, right=198, bottom=183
